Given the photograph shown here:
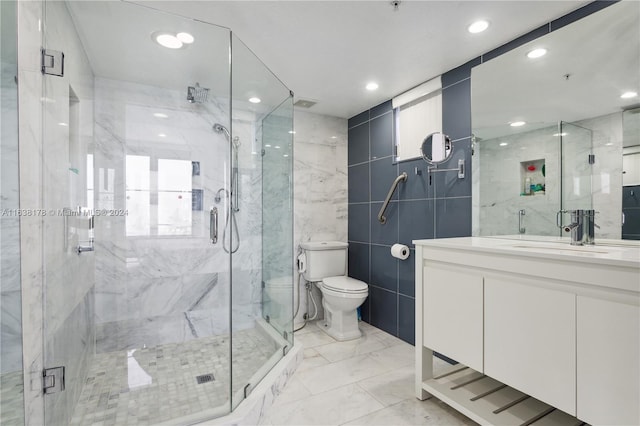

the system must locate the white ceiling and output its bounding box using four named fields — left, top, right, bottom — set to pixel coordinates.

left=68, top=0, right=593, bottom=119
